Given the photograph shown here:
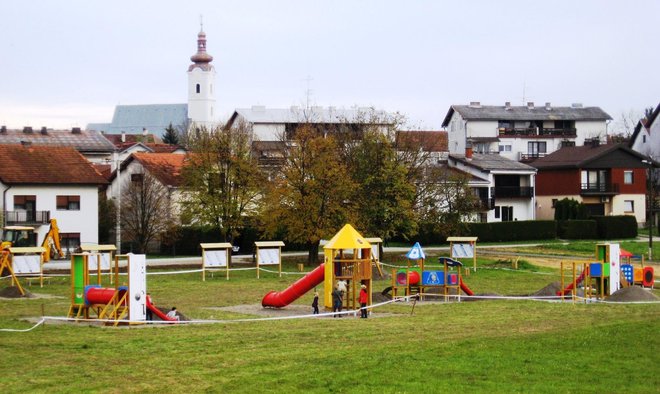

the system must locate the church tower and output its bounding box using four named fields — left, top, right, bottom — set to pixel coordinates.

left=188, top=25, right=216, bottom=128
